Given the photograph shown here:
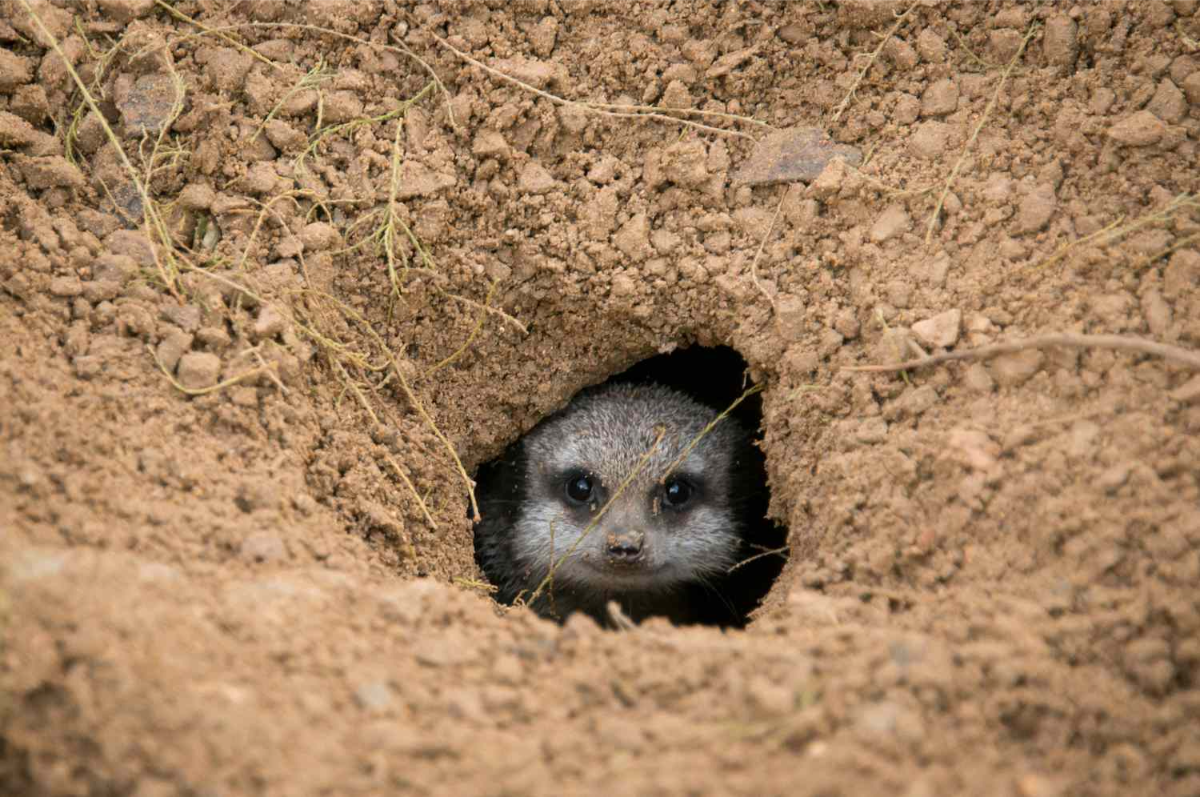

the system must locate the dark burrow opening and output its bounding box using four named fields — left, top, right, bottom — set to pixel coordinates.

left=472, top=345, right=787, bottom=629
